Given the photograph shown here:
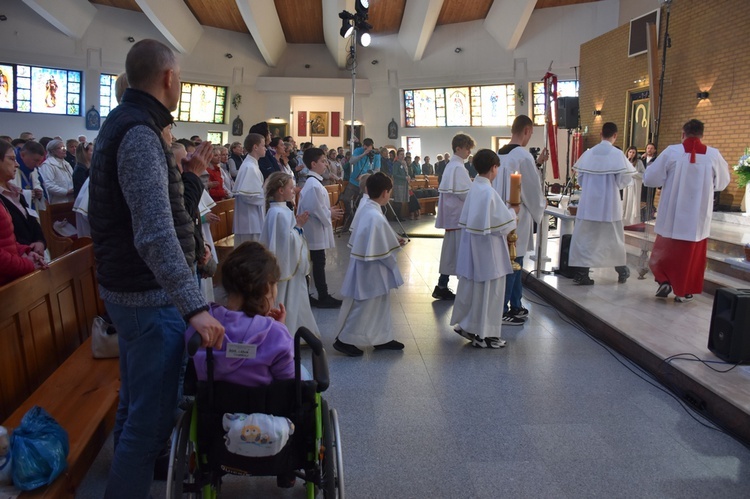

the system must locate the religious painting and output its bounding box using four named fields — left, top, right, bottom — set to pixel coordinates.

left=344, top=124, right=363, bottom=149
left=445, top=87, right=470, bottom=127
left=625, top=88, right=650, bottom=151
left=310, top=112, right=328, bottom=136
left=269, top=123, right=288, bottom=138
left=0, top=64, right=15, bottom=110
